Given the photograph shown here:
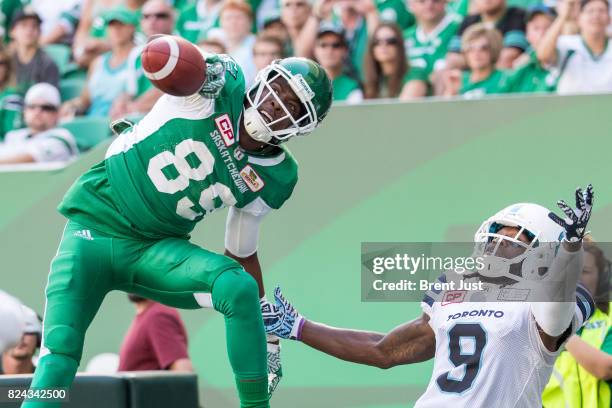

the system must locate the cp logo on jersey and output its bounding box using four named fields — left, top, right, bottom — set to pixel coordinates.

left=215, top=114, right=235, bottom=147
left=240, top=165, right=265, bottom=192
left=442, top=290, right=466, bottom=306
